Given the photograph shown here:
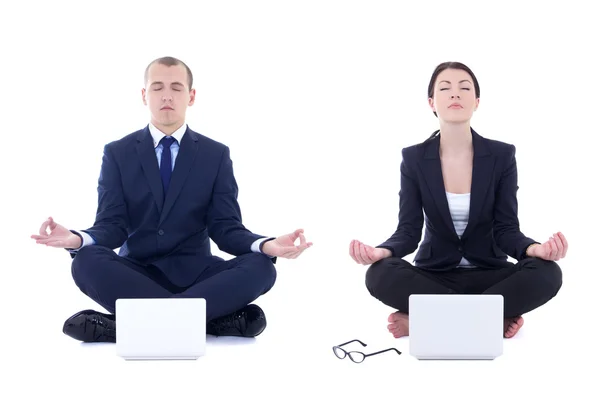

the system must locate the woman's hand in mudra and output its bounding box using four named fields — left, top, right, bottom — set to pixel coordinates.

left=349, top=239, right=392, bottom=265
left=527, top=232, right=568, bottom=261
